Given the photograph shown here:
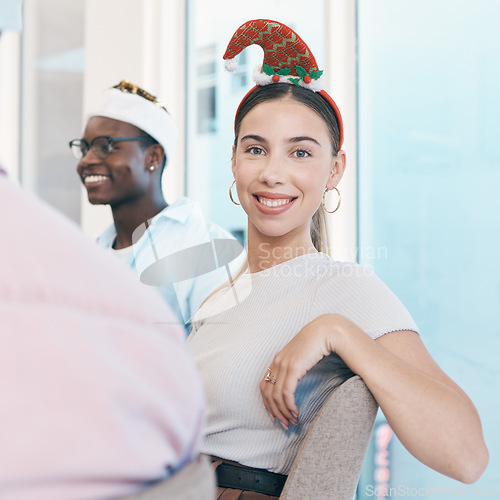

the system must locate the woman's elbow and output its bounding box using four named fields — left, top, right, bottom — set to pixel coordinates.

left=452, top=442, right=489, bottom=484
